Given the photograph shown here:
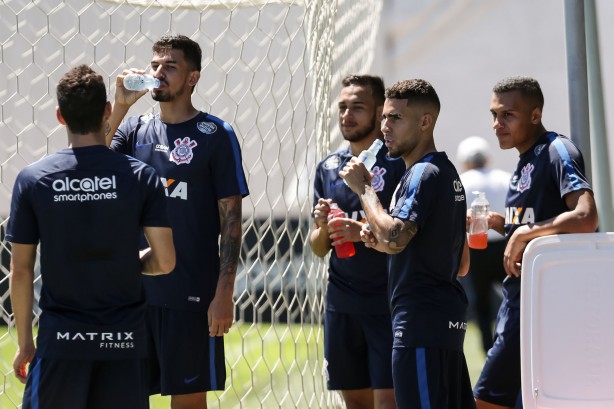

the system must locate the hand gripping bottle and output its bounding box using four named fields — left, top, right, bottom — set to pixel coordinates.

left=123, top=74, right=160, bottom=91
left=357, top=139, right=384, bottom=171
left=327, top=203, right=356, bottom=258
left=468, top=191, right=489, bottom=249
left=344, top=139, right=384, bottom=187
